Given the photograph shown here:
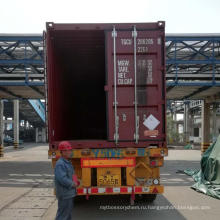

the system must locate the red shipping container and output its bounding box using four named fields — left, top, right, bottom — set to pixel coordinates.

left=45, top=22, right=166, bottom=150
